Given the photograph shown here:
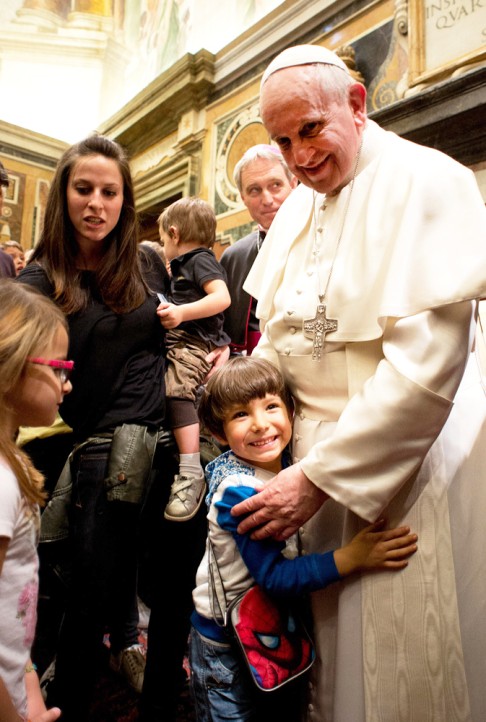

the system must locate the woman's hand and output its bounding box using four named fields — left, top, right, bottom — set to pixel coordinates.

left=204, top=345, right=230, bottom=379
